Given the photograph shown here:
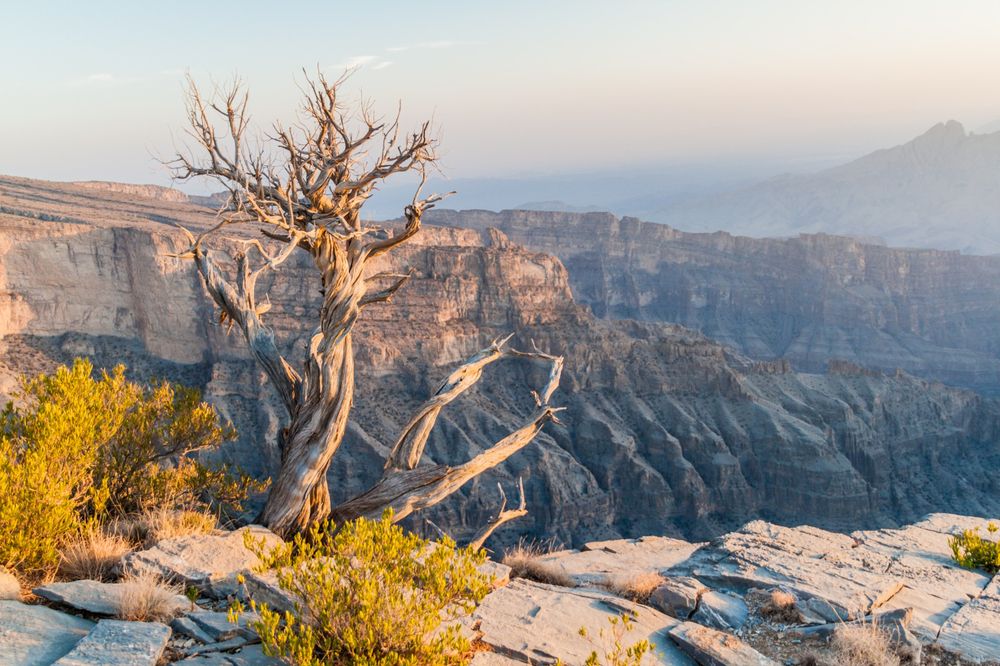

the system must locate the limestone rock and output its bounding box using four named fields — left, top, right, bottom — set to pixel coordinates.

left=52, top=619, right=170, bottom=665
left=531, top=537, right=702, bottom=586
left=121, top=526, right=282, bottom=598
left=0, top=568, right=19, bottom=600
left=668, top=621, right=778, bottom=666
left=171, top=616, right=215, bottom=643
left=936, top=576, right=1000, bottom=664
left=0, top=600, right=93, bottom=665
left=648, top=577, right=707, bottom=619
left=34, top=579, right=190, bottom=617
left=186, top=611, right=258, bottom=642
left=470, top=578, right=694, bottom=664
left=691, top=591, right=748, bottom=631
